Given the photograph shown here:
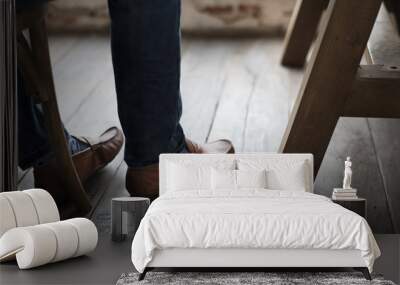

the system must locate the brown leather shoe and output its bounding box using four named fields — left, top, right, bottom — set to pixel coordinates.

left=34, top=127, right=124, bottom=204
left=125, top=138, right=234, bottom=199
left=72, top=127, right=124, bottom=182
left=126, top=164, right=159, bottom=201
